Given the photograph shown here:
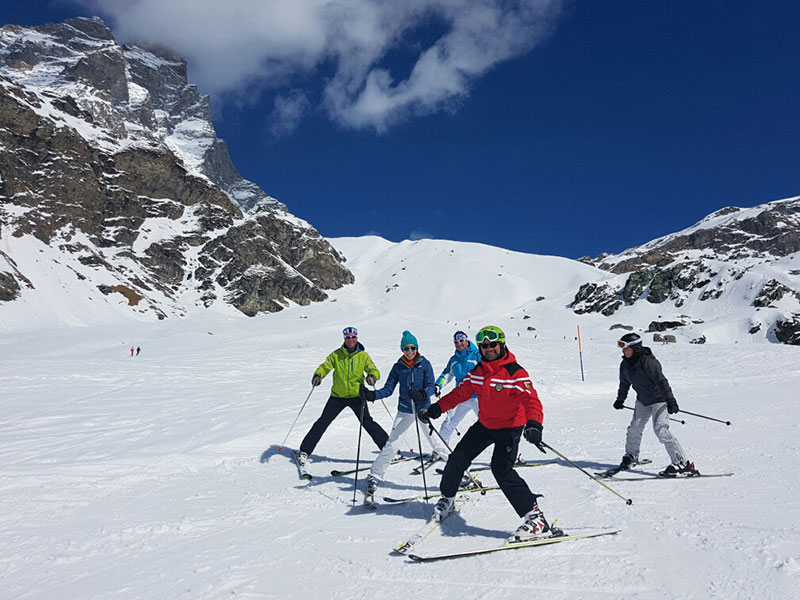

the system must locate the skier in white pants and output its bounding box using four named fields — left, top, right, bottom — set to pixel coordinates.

left=435, top=331, right=480, bottom=445
left=359, top=331, right=448, bottom=493
left=613, top=333, right=697, bottom=476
